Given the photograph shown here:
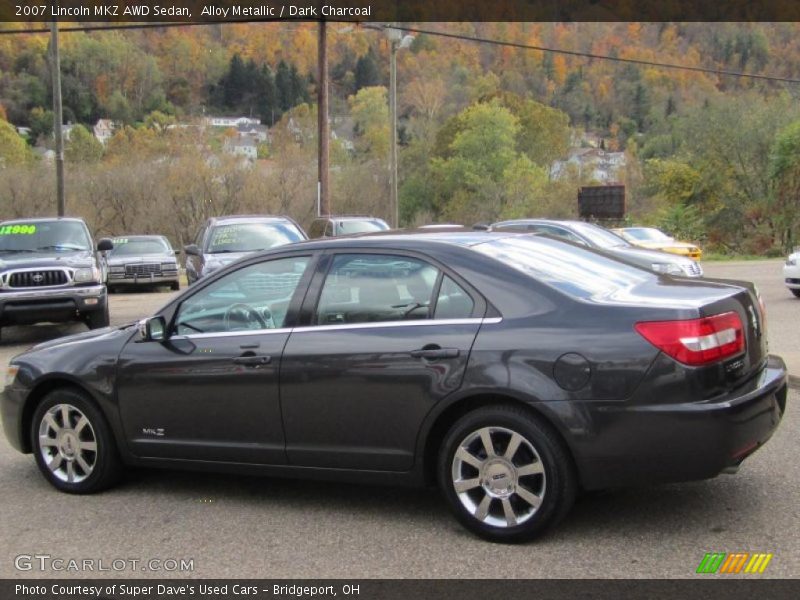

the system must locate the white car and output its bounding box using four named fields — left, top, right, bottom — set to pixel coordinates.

left=784, top=251, right=800, bottom=298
